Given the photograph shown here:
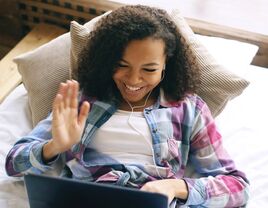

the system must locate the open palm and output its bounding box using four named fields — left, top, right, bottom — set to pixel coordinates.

left=51, top=80, right=90, bottom=154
